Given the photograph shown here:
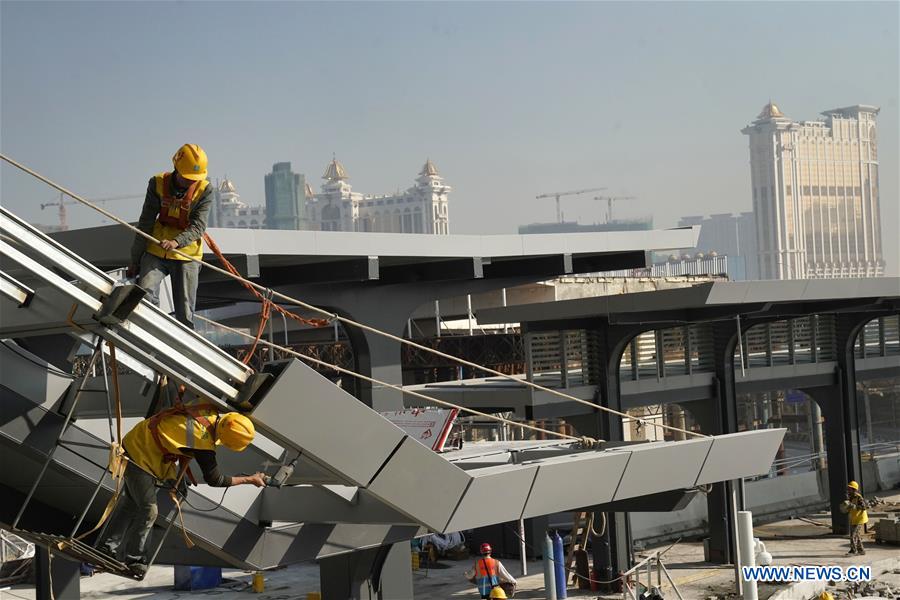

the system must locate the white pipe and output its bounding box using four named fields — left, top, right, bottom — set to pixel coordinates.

left=467, top=294, right=473, bottom=336
left=519, top=518, right=527, bottom=576
left=737, top=510, right=758, bottom=600
left=434, top=300, right=441, bottom=338
left=501, top=288, right=508, bottom=334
